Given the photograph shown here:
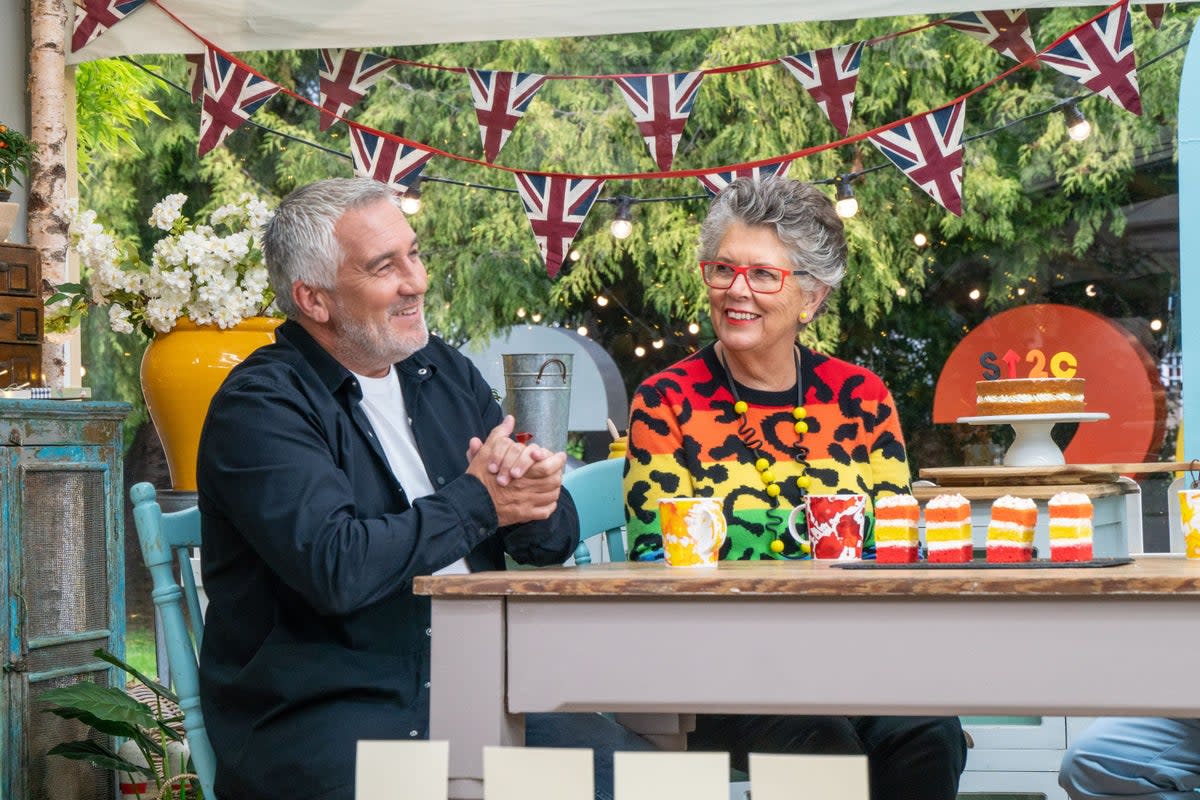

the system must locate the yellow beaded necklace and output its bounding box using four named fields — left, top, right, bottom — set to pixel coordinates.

left=718, top=345, right=813, bottom=555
